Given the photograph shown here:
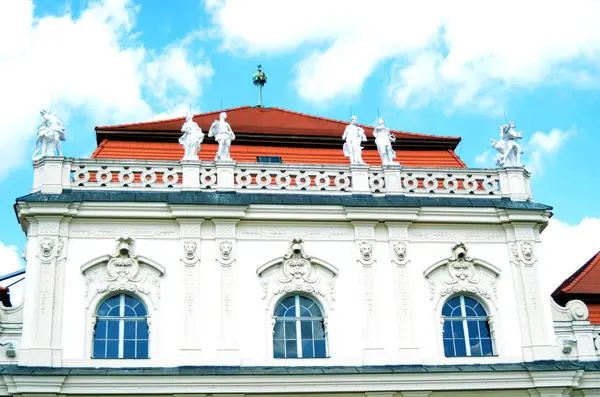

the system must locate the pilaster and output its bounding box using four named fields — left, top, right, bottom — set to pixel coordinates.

left=177, top=219, right=203, bottom=351
left=181, top=160, right=201, bottom=190
left=350, top=164, right=370, bottom=194
left=382, top=165, right=403, bottom=194
left=352, top=221, right=381, bottom=359
left=214, top=219, right=239, bottom=353
left=215, top=161, right=236, bottom=191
